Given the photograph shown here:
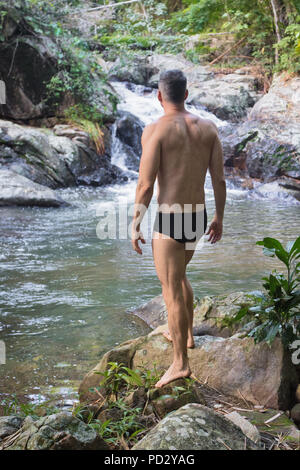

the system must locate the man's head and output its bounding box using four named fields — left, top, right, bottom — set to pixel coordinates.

left=158, top=69, right=188, bottom=107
